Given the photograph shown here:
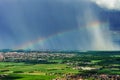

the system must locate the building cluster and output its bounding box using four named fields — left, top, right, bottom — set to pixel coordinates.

left=0, top=52, right=75, bottom=62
